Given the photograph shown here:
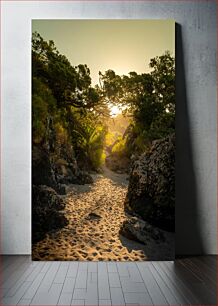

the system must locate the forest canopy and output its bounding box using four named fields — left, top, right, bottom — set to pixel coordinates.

left=32, top=32, right=175, bottom=170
